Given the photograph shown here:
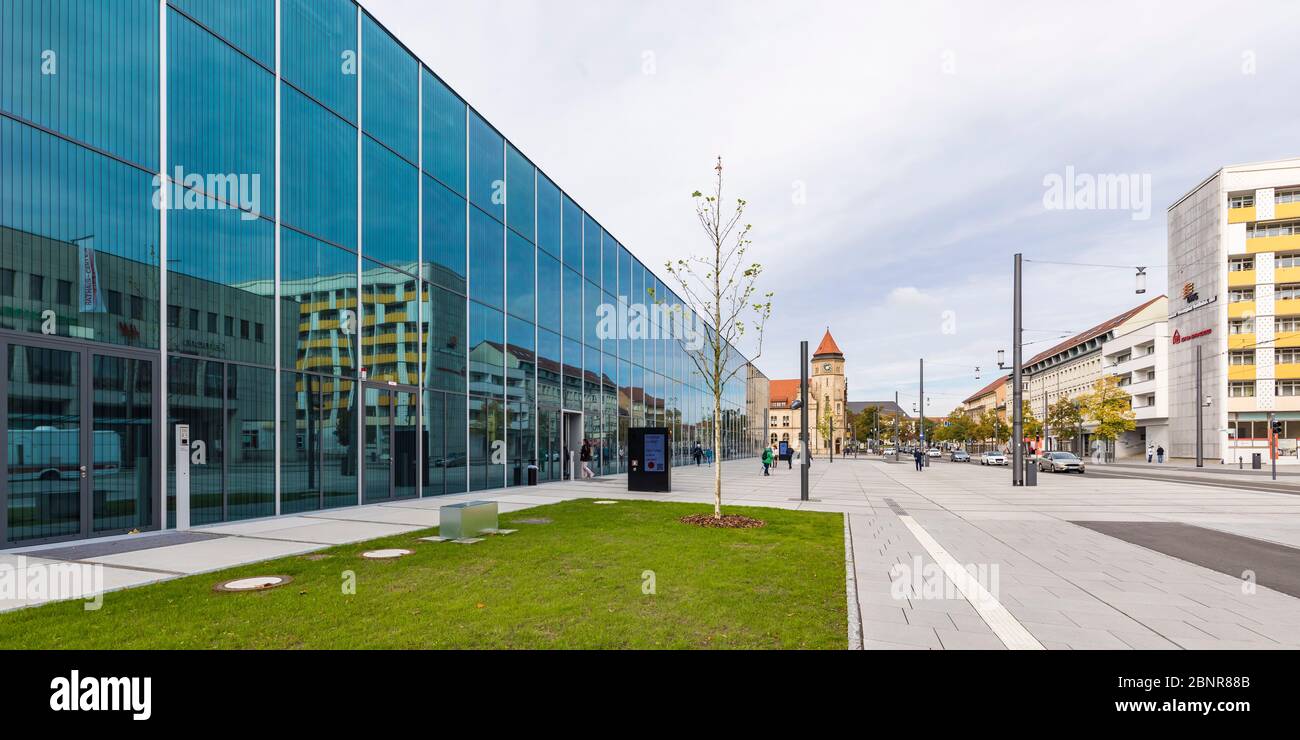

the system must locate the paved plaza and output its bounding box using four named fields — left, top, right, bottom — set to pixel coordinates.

left=5, top=456, right=1300, bottom=651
